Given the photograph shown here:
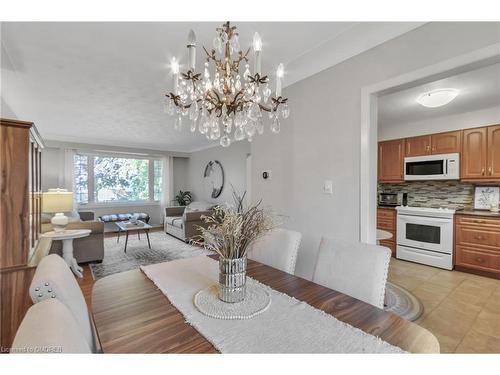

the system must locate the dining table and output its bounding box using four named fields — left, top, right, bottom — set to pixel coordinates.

left=91, top=255, right=439, bottom=353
